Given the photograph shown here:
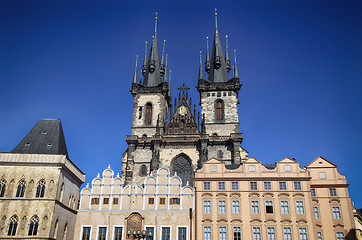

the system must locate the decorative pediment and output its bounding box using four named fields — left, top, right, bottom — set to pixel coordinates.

left=281, top=219, right=292, bottom=224
left=293, top=193, right=305, bottom=197
left=217, top=219, right=228, bottom=223
left=316, top=223, right=323, bottom=228
left=333, top=223, right=344, bottom=228
left=329, top=198, right=340, bottom=203
left=263, top=192, right=274, bottom=197
left=296, top=219, right=308, bottom=223
left=231, top=219, right=242, bottom=223
left=312, top=199, right=319, bottom=203
left=201, top=193, right=213, bottom=197
left=216, top=193, right=228, bottom=197
left=278, top=193, right=290, bottom=197
left=249, top=193, right=260, bottom=197
left=265, top=218, right=277, bottom=223
left=230, top=193, right=241, bottom=197
left=250, top=218, right=262, bottom=223
left=202, top=219, right=213, bottom=223
left=166, top=89, right=200, bottom=135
